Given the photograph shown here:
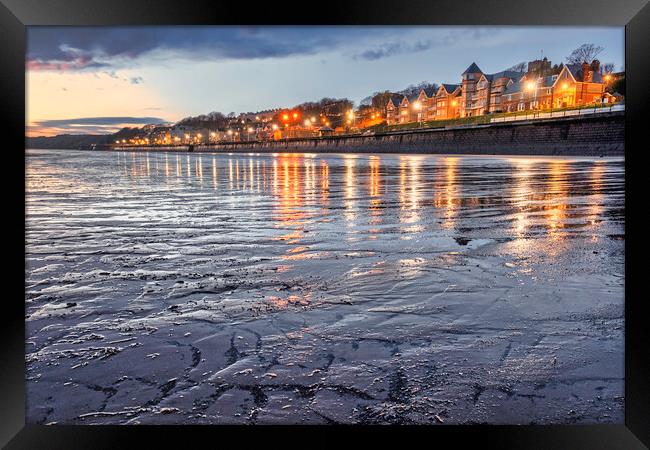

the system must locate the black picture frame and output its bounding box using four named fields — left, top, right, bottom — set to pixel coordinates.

left=2, top=0, right=648, bottom=447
